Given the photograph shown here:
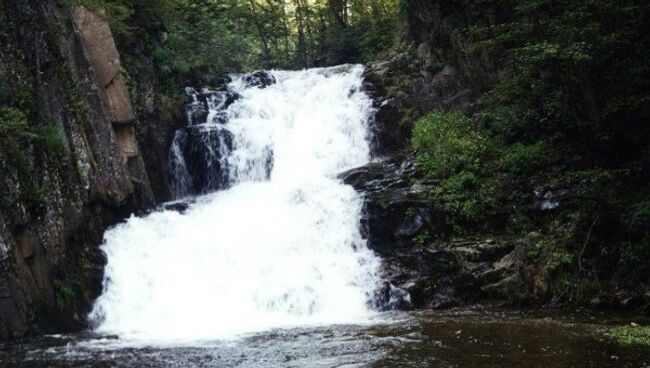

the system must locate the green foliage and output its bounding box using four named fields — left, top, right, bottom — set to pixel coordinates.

left=0, top=108, right=48, bottom=212
left=157, top=92, right=186, bottom=122
left=424, top=62, right=444, bottom=75
left=499, top=141, right=548, bottom=175
left=412, top=111, right=505, bottom=229
left=555, top=272, right=601, bottom=303
left=412, top=111, right=488, bottom=179
left=618, top=200, right=650, bottom=279
left=413, top=229, right=430, bottom=246
left=469, top=0, right=650, bottom=155
left=433, top=172, right=482, bottom=224
left=609, top=325, right=650, bottom=347
left=622, top=201, right=650, bottom=235
left=546, top=249, right=574, bottom=271
left=0, top=84, right=63, bottom=212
